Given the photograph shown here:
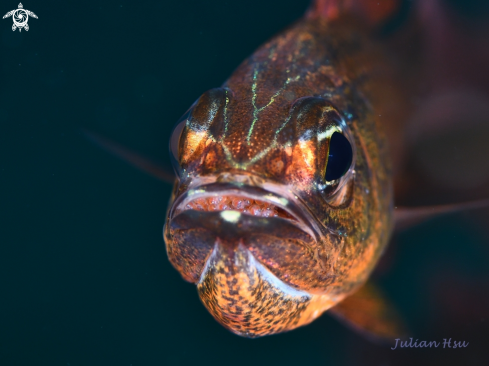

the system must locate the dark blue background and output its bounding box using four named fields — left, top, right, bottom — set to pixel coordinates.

left=1, top=1, right=489, bottom=365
